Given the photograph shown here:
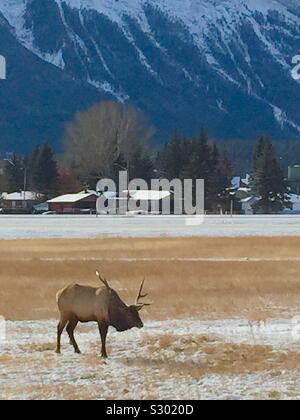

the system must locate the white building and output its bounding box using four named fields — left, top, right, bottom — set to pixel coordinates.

left=290, top=194, right=300, bottom=212
left=240, top=196, right=260, bottom=215
left=100, top=189, right=172, bottom=215
left=1, top=191, right=44, bottom=213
